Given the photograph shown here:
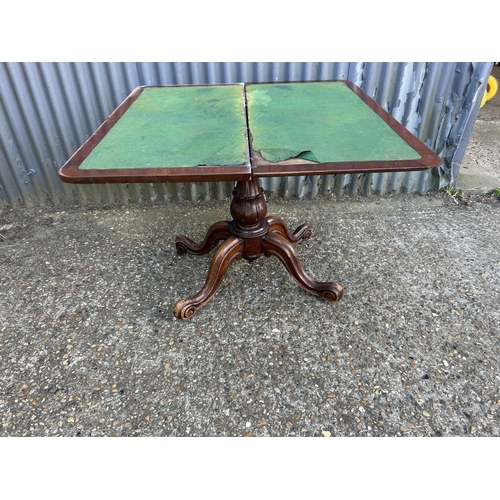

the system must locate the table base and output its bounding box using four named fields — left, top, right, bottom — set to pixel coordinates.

left=173, top=179, right=343, bottom=319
